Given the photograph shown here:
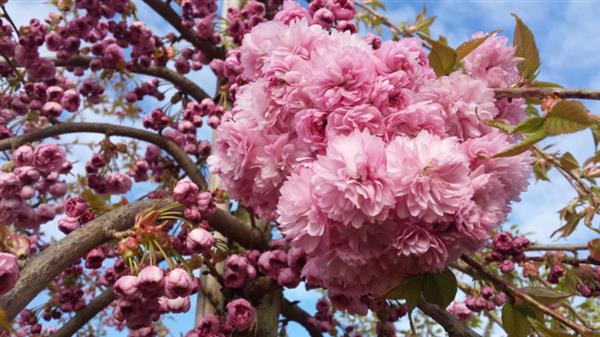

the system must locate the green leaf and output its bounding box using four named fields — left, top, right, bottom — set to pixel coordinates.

left=532, top=81, right=563, bottom=88
left=519, top=287, right=570, bottom=305
left=0, top=308, right=14, bottom=334
left=481, top=118, right=513, bottom=133
left=559, top=152, right=579, bottom=171
left=512, top=117, right=545, bottom=134
left=591, top=125, right=600, bottom=149
left=533, top=161, right=550, bottom=181
left=528, top=318, right=573, bottom=337
left=556, top=268, right=579, bottom=295
left=456, top=33, right=494, bottom=61
left=81, top=188, right=110, bottom=213
left=545, top=100, right=594, bottom=135
left=422, top=36, right=457, bottom=77
left=525, top=104, right=540, bottom=117
left=502, top=304, right=533, bottom=337
left=422, top=269, right=457, bottom=309
left=493, top=128, right=546, bottom=157
left=377, top=269, right=457, bottom=310
left=552, top=209, right=581, bottom=239
left=512, top=14, right=540, bottom=82
left=377, top=274, right=425, bottom=310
